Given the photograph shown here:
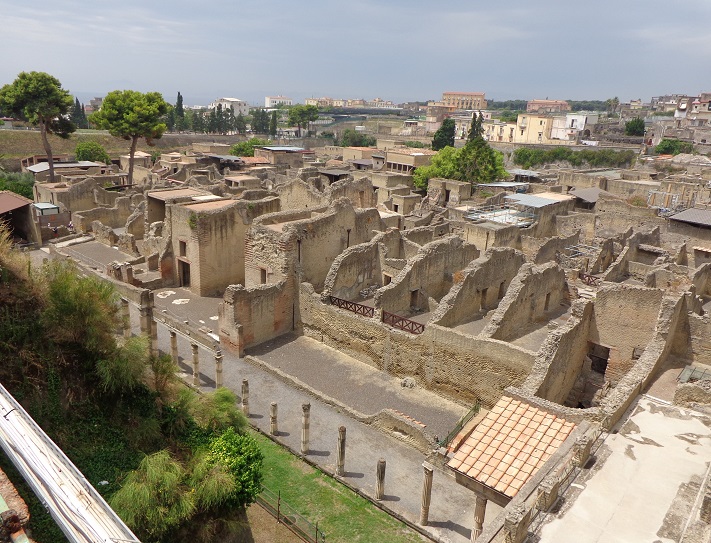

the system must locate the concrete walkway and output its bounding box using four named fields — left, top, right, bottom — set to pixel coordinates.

left=134, top=304, right=502, bottom=543
left=538, top=396, right=711, bottom=543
